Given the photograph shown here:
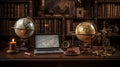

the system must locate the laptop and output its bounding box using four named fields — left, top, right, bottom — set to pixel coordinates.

left=34, top=34, right=64, bottom=54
